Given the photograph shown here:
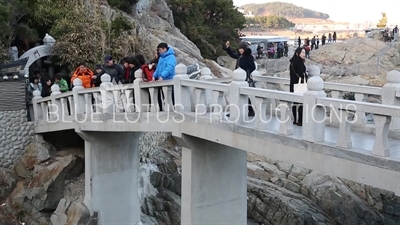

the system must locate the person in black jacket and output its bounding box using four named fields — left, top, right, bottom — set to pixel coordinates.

left=225, top=40, right=256, bottom=117
left=41, top=77, right=52, bottom=97
left=289, top=47, right=308, bottom=126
